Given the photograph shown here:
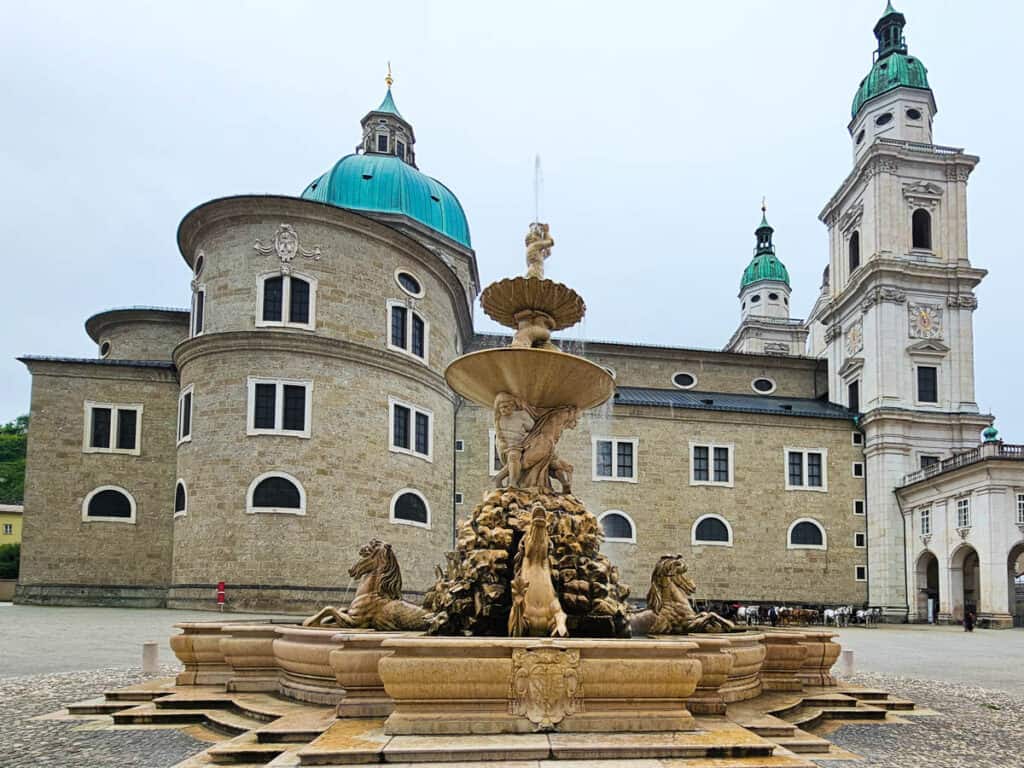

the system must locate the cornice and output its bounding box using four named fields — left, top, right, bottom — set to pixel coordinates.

left=173, top=330, right=456, bottom=403
left=19, top=357, right=178, bottom=384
